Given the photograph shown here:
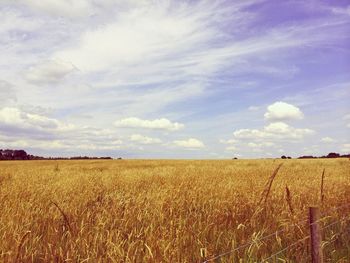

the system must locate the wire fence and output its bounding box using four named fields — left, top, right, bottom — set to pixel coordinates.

left=260, top=235, right=310, bottom=262
left=260, top=217, right=349, bottom=262
left=202, top=202, right=350, bottom=263
left=202, top=215, right=310, bottom=263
